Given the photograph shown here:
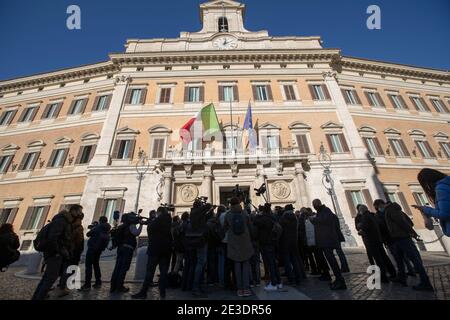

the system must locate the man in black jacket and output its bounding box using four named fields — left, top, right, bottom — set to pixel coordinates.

left=310, top=199, right=347, bottom=290
left=384, top=202, right=433, bottom=291
left=31, top=205, right=83, bottom=300
left=132, top=207, right=173, bottom=299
